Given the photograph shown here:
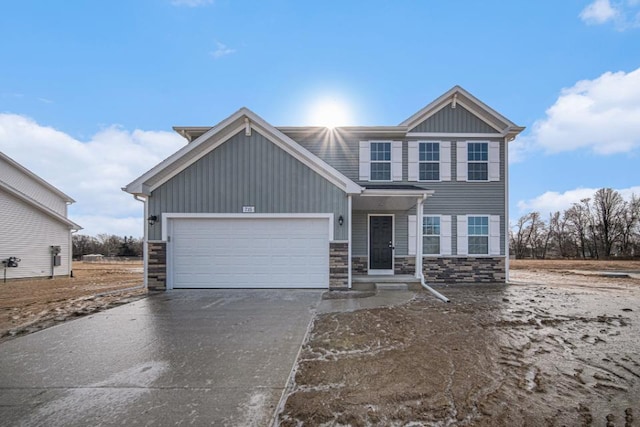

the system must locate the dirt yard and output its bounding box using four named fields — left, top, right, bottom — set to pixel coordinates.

left=0, top=261, right=144, bottom=342
left=278, top=261, right=640, bottom=426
